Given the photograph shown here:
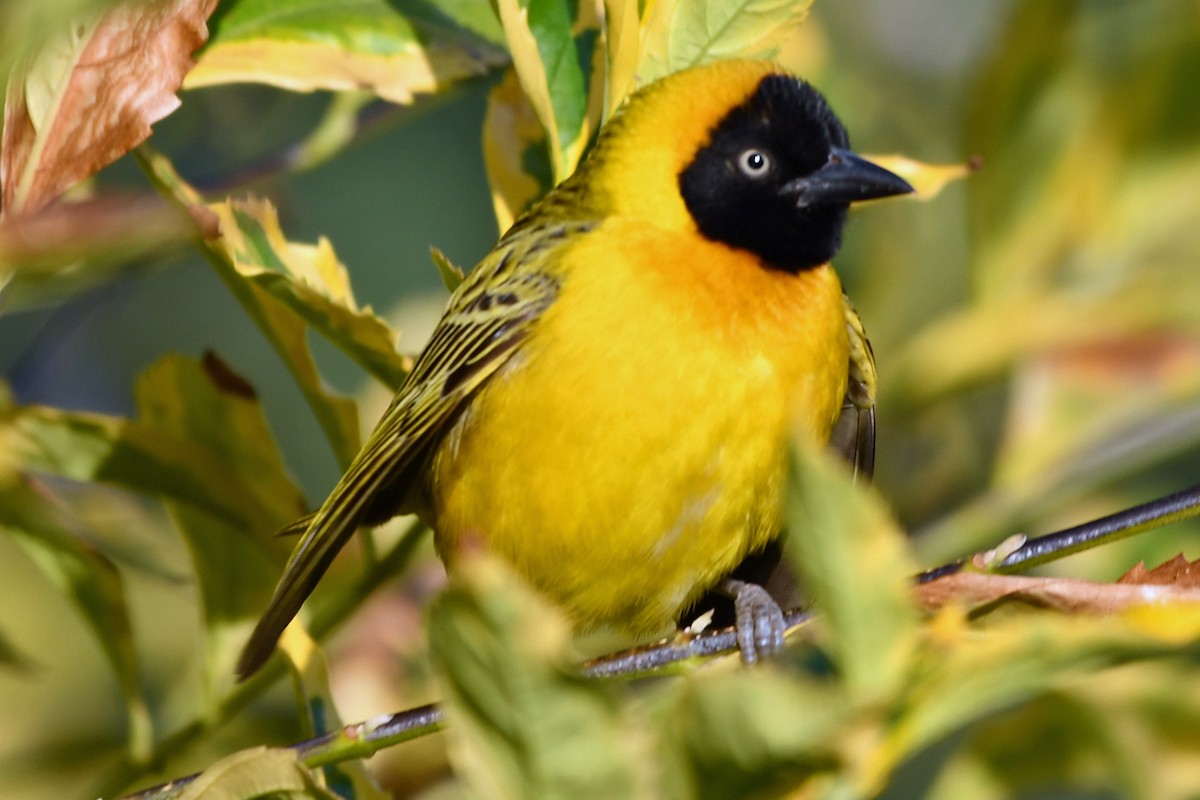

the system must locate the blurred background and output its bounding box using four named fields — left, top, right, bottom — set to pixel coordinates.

left=2, top=0, right=1200, bottom=797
